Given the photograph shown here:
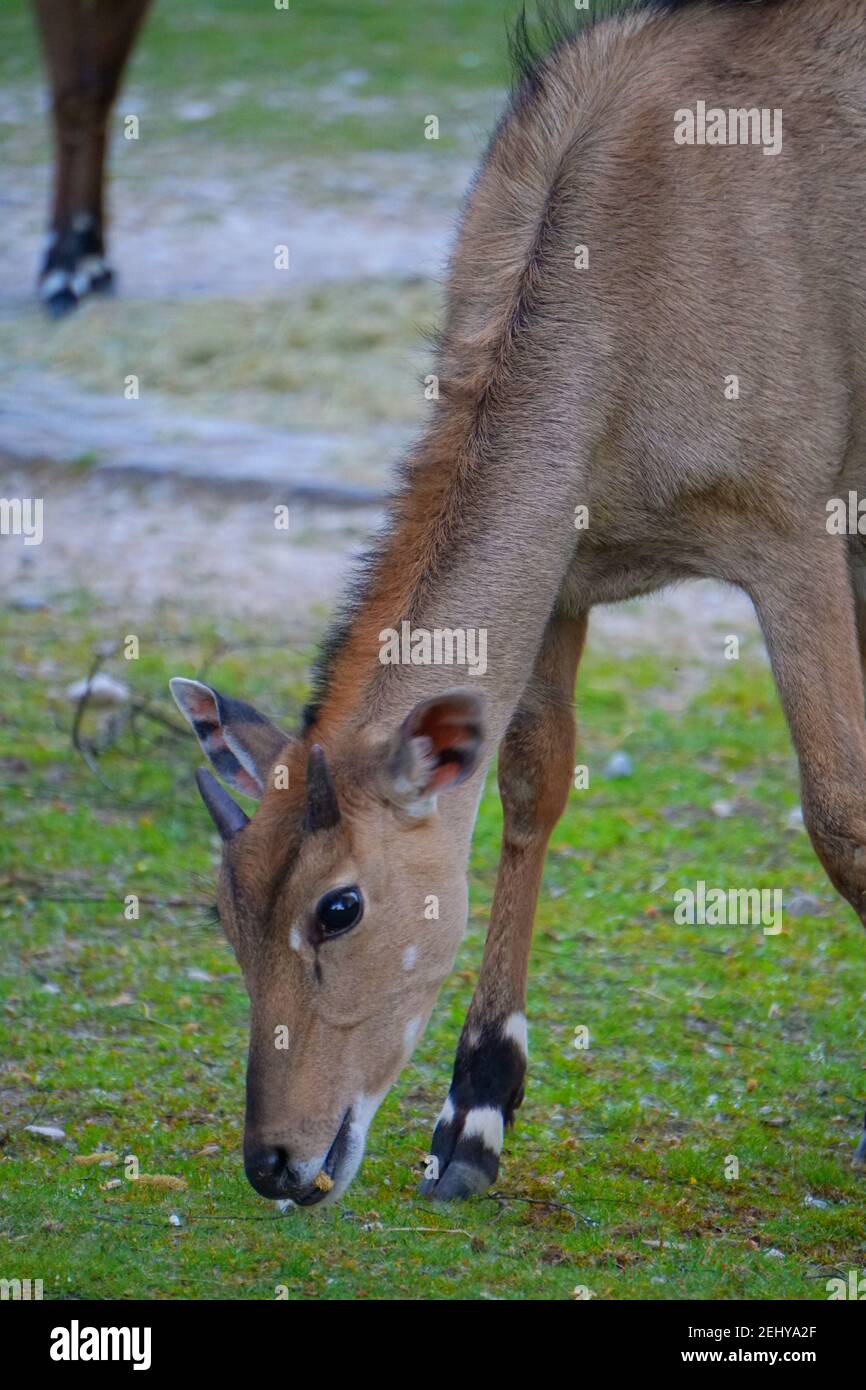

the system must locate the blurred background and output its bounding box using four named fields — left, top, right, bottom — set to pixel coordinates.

left=0, top=0, right=754, bottom=644
left=0, top=0, right=509, bottom=625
